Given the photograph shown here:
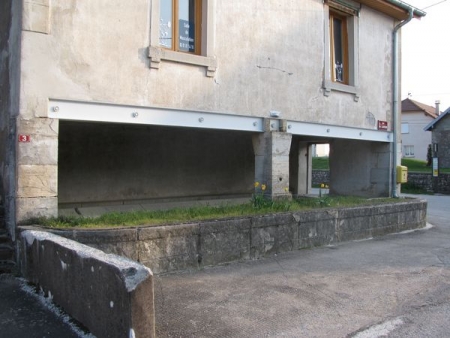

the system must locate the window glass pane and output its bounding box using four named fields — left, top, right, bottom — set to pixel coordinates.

left=333, top=17, right=344, bottom=82
left=160, top=0, right=173, bottom=48
left=178, top=0, right=196, bottom=52
left=401, top=123, right=409, bottom=134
